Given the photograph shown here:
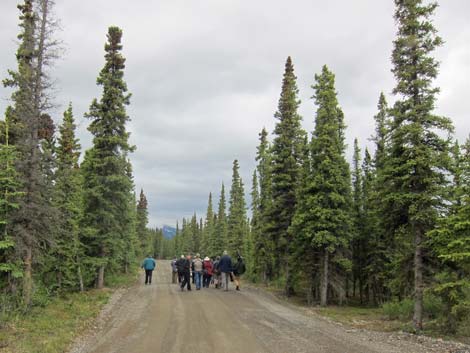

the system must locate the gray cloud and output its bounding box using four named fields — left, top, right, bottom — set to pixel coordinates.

left=1, top=0, right=469, bottom=227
